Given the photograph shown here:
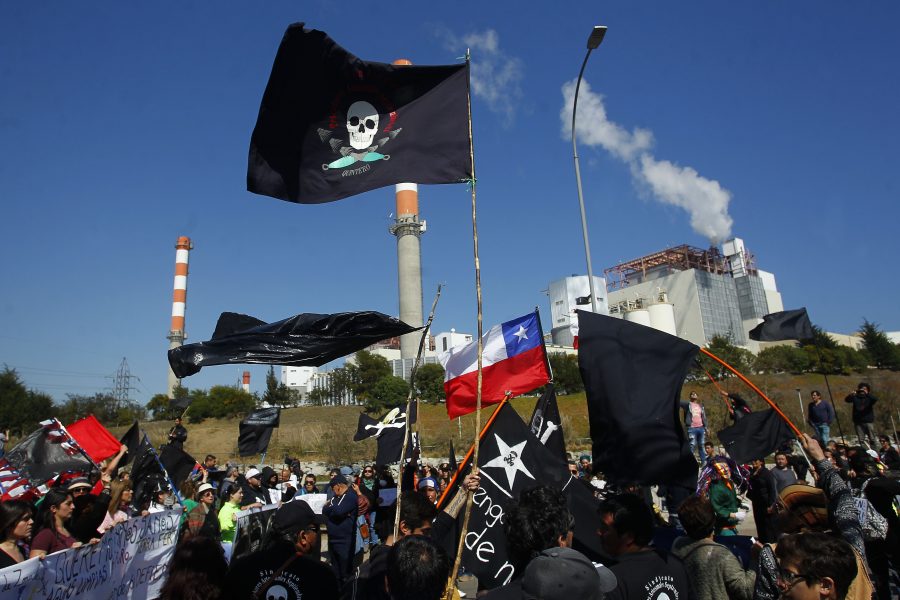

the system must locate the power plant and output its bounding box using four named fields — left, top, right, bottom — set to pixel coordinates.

left=166, top=236, right=192, bottom=398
